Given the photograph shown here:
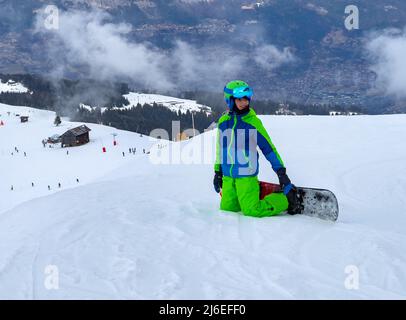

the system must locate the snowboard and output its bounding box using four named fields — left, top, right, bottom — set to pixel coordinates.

left=259, top=181, right=339, bottom=221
